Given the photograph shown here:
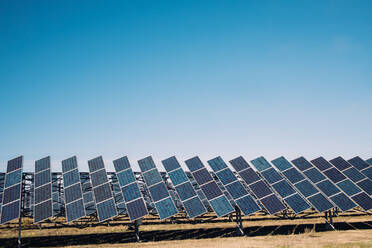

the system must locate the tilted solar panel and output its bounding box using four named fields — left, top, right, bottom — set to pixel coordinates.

left=252, top=157, right=313, bottom=214
left=113, top=156, right=148, bottom=221
left=312, top=157, right=372, bottom=211
left=34, top=156, right=53, bottom=223
left=110, top=174, right=127, bottom=215
left=366, top=158, right=372, bottom=166
left=162, top=156, right=207, bottom=218
left=62, top=156, right=86, bottom=222
left=272, top=156, right=334, bottom=213
left=88, top=156, right=118, bottom=222
left=1, top=156, right=23, bottom=225
left=207, top=156, right=261, bottom=216
left=229, top=156, right=286, bottom=215
left=138, top=156, right=178, bottom=220
left=329, top=156, right=372, bottom=199
left=0, top=173, right=5, bottom=217
left=348, top=156, right=372, bottom=182
left=80, top=172, right=97, bottom=216
left=185, top=156, right=234, bottom=217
